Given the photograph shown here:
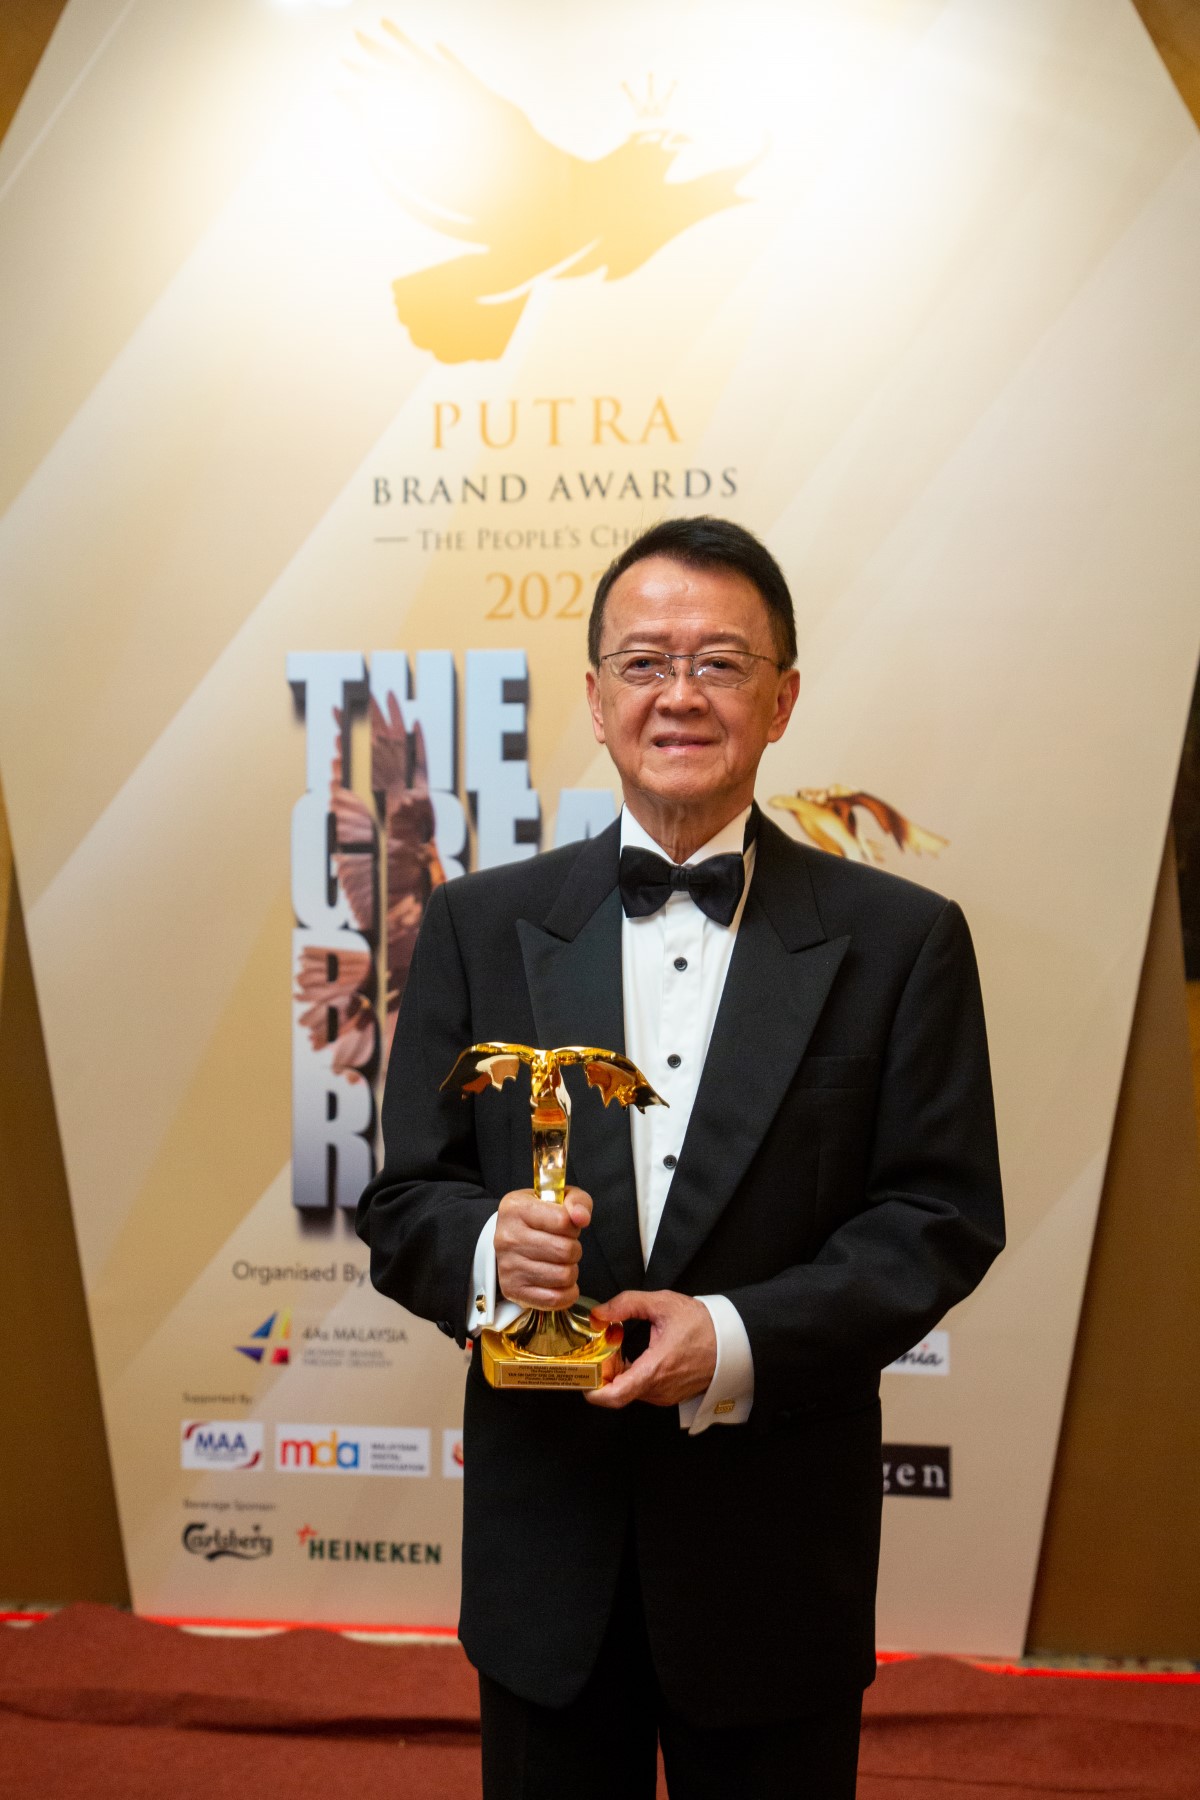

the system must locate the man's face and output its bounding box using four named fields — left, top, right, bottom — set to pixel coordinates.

left=585, top=555, right=800, bottom=820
